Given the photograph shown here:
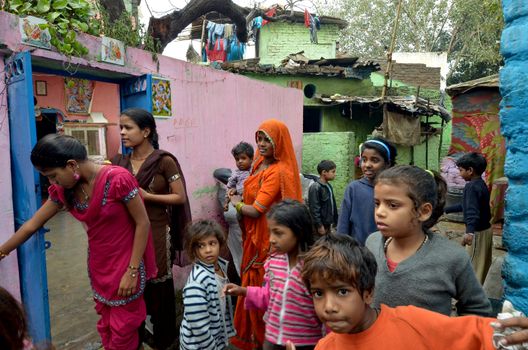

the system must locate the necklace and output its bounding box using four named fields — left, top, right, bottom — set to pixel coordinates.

left=77, top=166, right=99, bottom=202
left=384, top=234, right=428, bottom=253
left=80, top=184, right=89, bottom=201
left=131, top=150, right=154, bottom=161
